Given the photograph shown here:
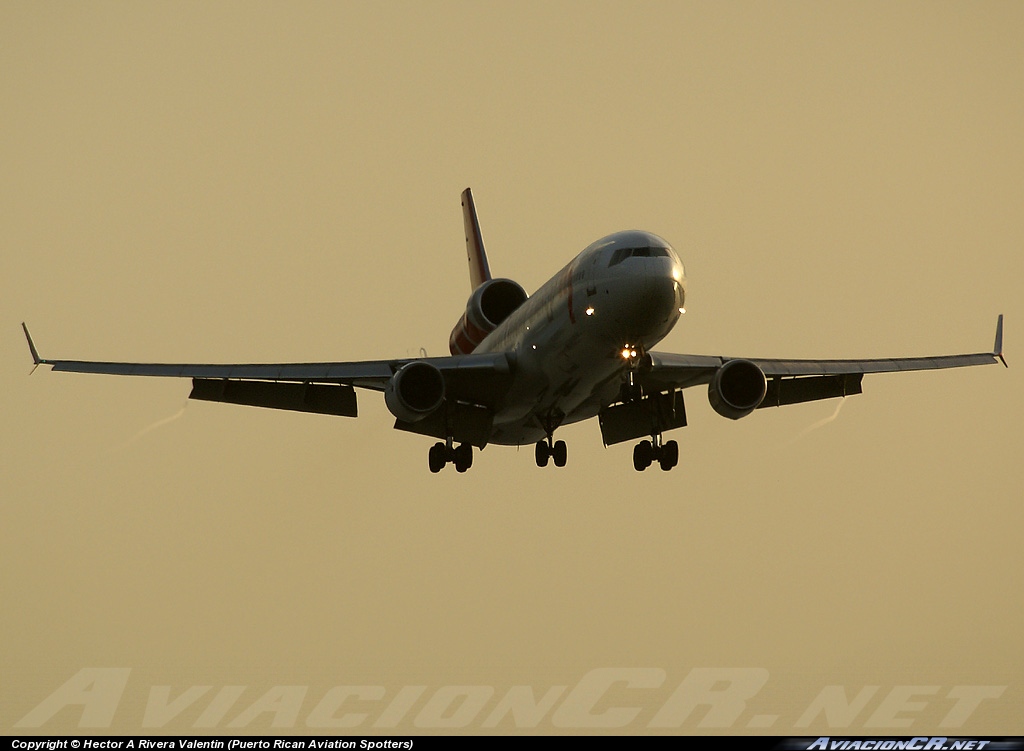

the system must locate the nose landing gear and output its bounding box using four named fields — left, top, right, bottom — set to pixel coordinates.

left=632, top=435, right=679, bottom=472
left=618, top=344, right=646, bottom=403
left=429, top=439, right=474, bottom=473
